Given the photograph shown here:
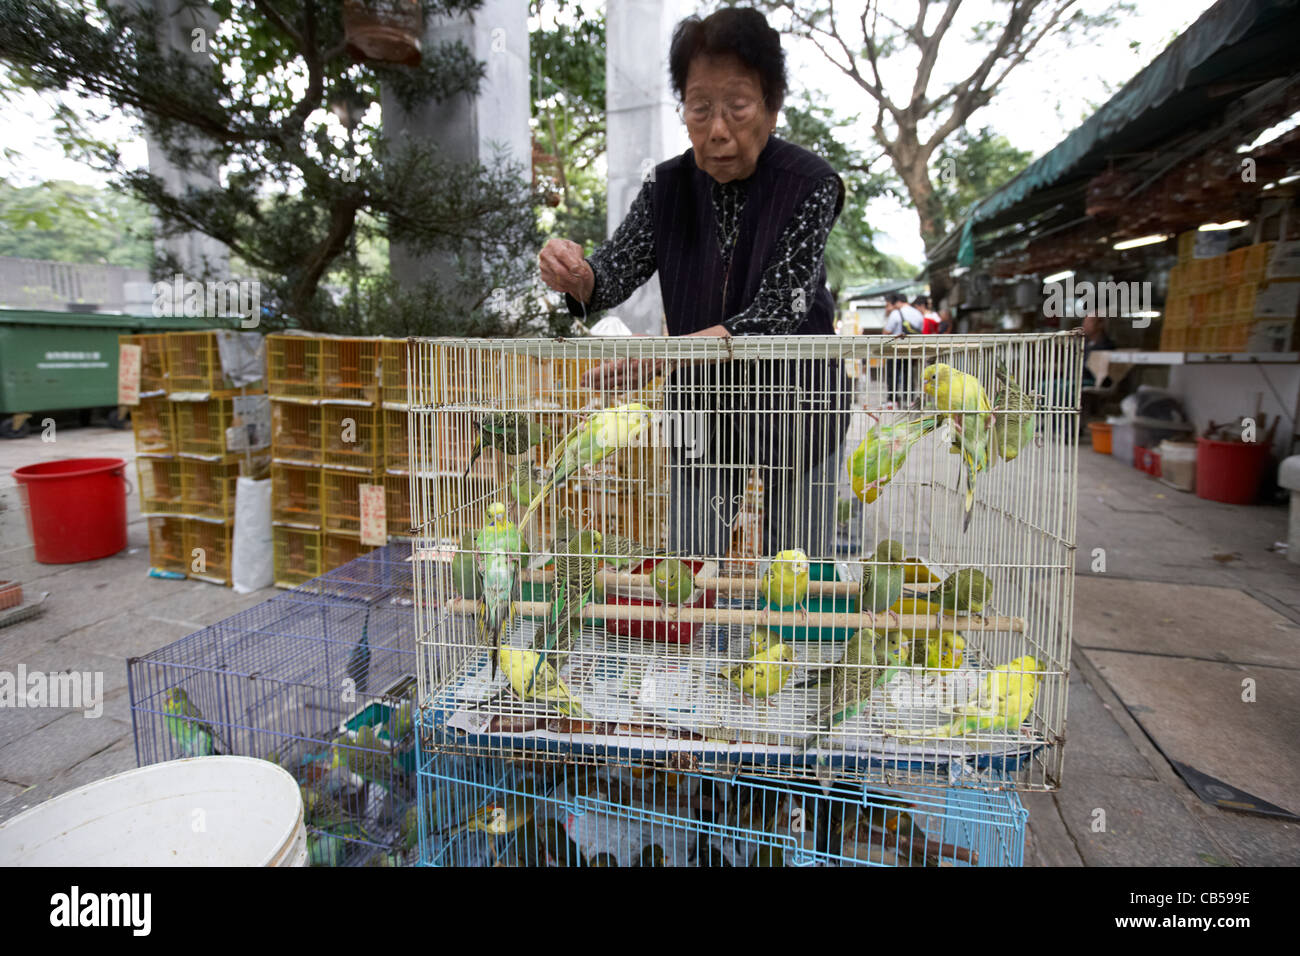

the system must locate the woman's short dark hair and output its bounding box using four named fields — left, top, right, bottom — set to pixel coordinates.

left=669, top=8, right=787, bottom=112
